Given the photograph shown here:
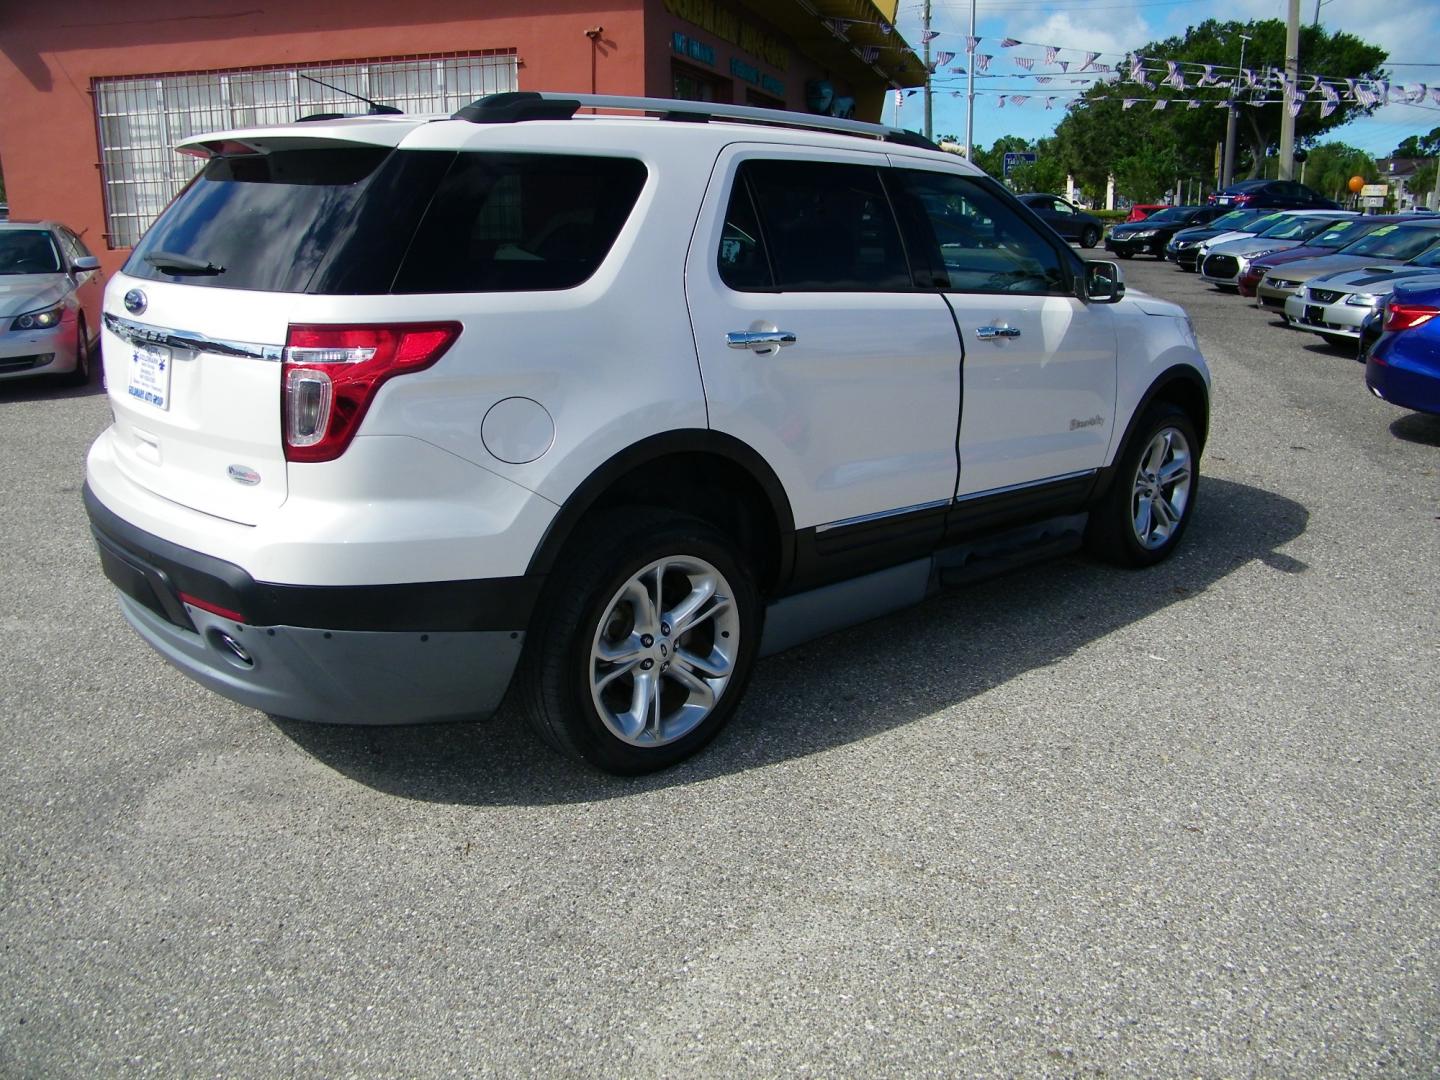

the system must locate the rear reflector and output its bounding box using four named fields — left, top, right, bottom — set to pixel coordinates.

left=179, top=591, right=247, bottom=624
left=282, top=322, right=461, bottom=463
